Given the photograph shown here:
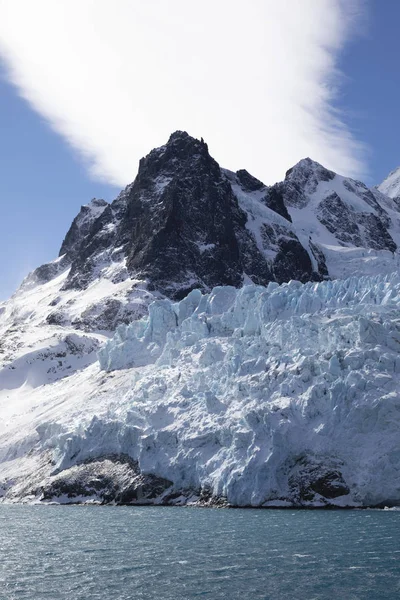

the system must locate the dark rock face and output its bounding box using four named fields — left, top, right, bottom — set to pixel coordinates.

left=39, top=454, right=173, bottom=504
left=62, top=203, right=124, bottom=290
left=46, top=311, right=68, bottom=326
left=236, top=169, right=265, bottom=192
left=59, top=131, right=320, bottom=298
left=272, top=239, right=315, bottom=284
left=262, top=186, right=292, bottom=222
left=122, top=132, right=251, bottom=297
left=60, top=199, right=108, bottom=262
left=317, top=193, right=396, bottom=252
left=288, top=458, right=350, bottom=505
left=71, top=297, right=148, bottom=332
